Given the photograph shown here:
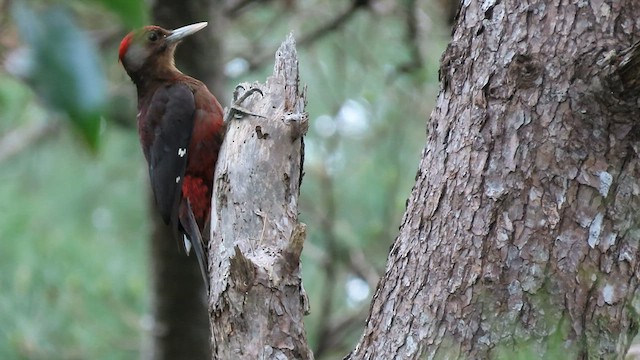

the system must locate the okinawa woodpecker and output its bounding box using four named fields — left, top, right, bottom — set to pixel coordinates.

left=118, top=22, right=220, bottom=287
